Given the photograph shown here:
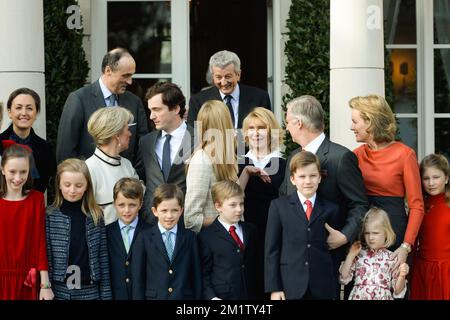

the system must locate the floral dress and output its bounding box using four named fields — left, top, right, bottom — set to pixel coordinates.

left=339, top=248, right=406, bottom=300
